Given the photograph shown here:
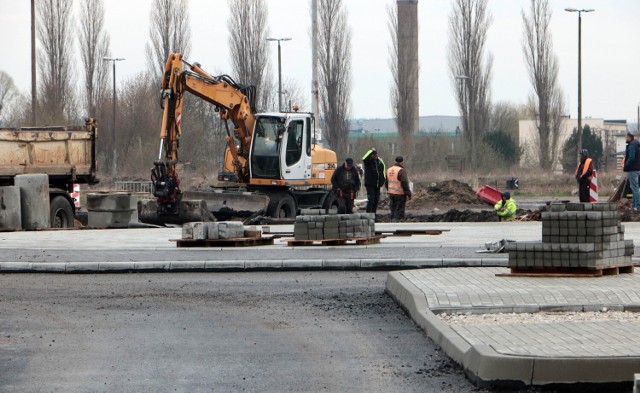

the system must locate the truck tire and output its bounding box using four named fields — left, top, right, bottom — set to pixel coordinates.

left=50, top=196, right=74, bottom=228
left=267, top=193, right=297, bottom=218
